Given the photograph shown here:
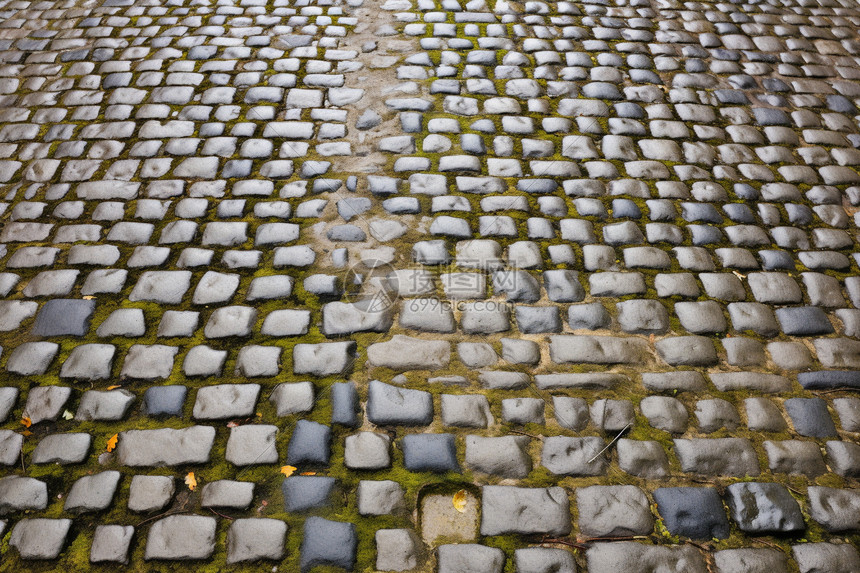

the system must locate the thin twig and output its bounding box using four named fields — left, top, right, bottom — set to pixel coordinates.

left=209, top=507, right=234, bottom=520
left=752, top=537, right=785, bottom=550
left=509, top=429, right=540, bottom=439
left=587, top=423, right=631, bottom=463
left=578, top=535, right=648, bottom=542
left=685, top=540, right=717, bottom=573
left=812, top=388, right=851, bottom=395
left=20, top=450, right=25, bottom=472
left=136, top=509, right=192, bottom=527
left=538, top=537, right=589, bottom=550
